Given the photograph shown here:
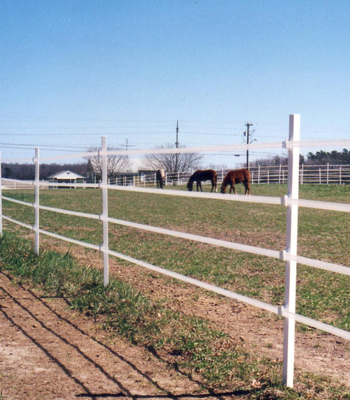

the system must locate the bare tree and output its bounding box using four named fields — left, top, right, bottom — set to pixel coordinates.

left=143, top=144, right=202, bottom=175
left=207, top=163, right=228, bottom=171
left=86, top=147, right=130, bottom=179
